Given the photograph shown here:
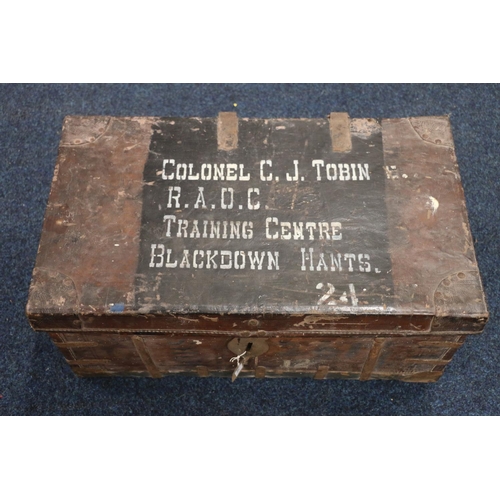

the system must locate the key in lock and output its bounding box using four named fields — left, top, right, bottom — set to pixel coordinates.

left=227, top=337, right=269, bottom=382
